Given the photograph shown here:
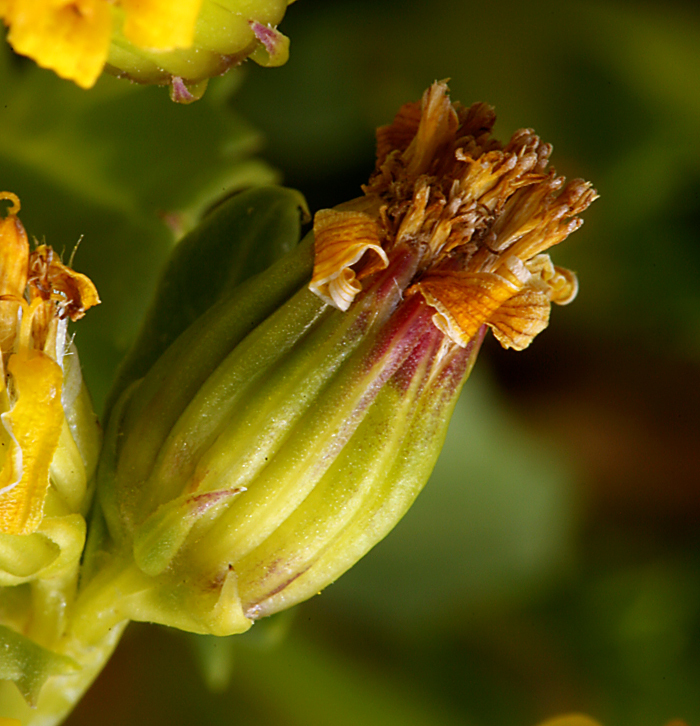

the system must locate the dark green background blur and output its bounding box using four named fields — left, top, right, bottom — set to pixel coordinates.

left=2, top=0, right=700, bottom=724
